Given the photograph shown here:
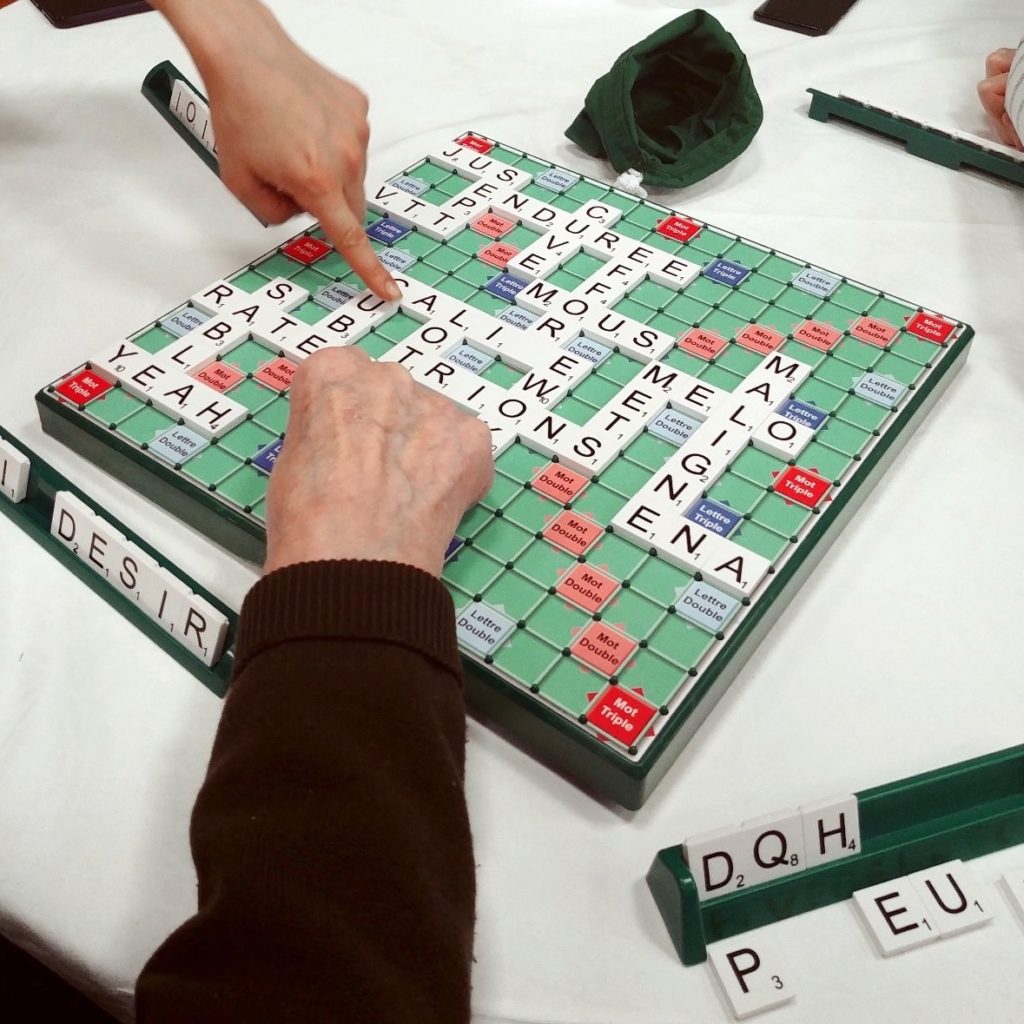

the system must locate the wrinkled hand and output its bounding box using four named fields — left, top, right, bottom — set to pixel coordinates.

left=978, top=46, right=1023, bottom=150
left=263, top=349, right=494, bottom=578
left=155, top=0, right=399, bottom=300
